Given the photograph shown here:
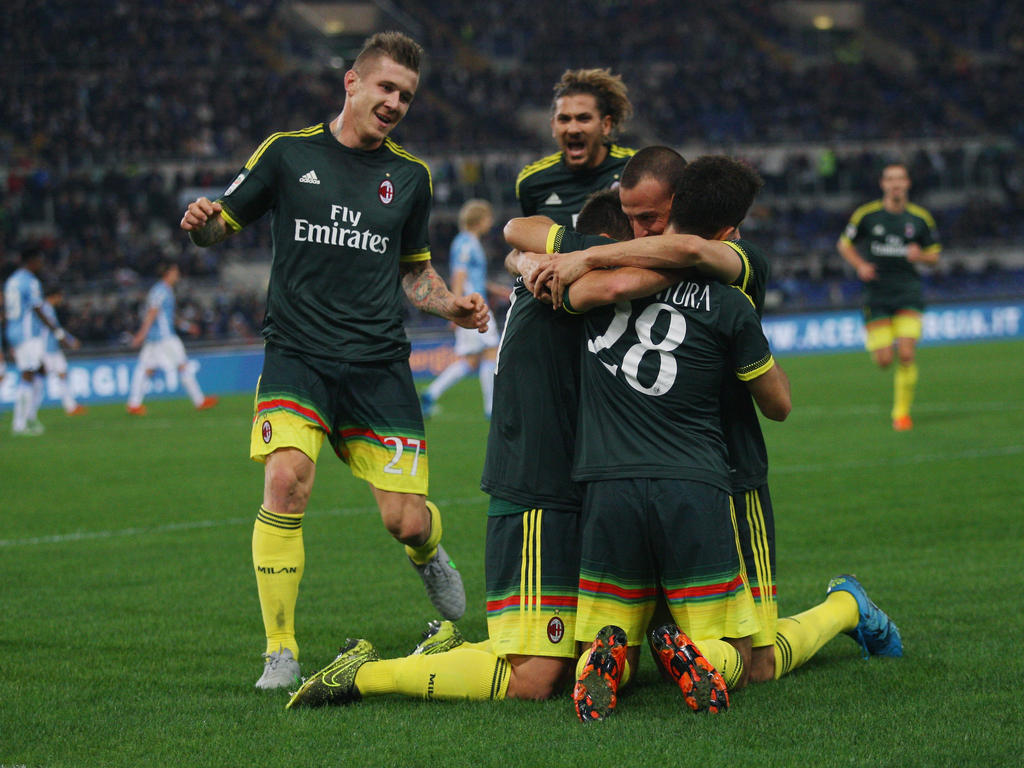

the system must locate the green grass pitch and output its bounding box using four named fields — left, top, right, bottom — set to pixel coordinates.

left=2, top=339, right=1022, bottom=767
